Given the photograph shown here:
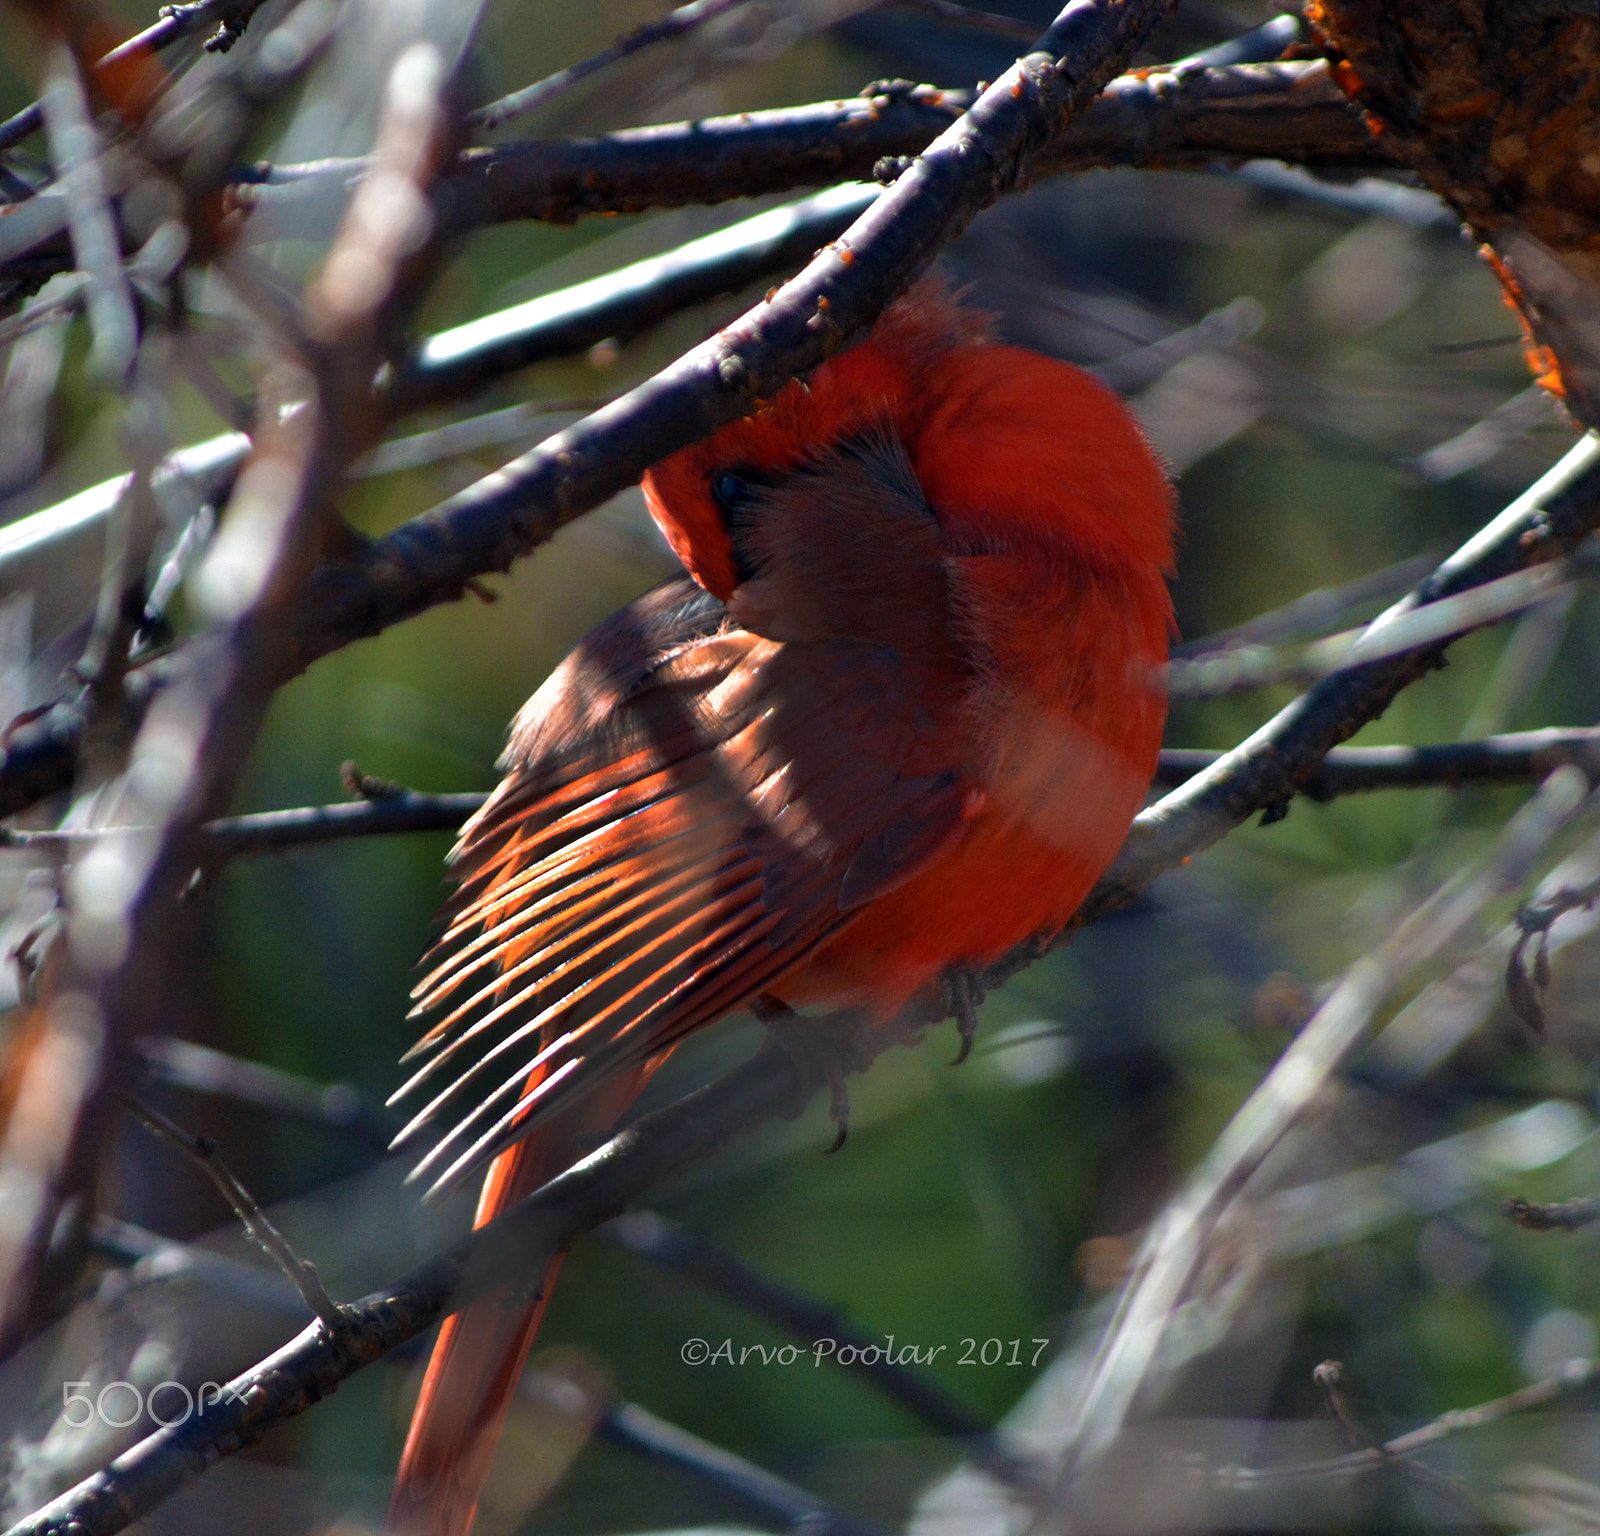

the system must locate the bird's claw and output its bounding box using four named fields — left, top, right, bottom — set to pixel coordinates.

left=752, top=995, right=860, bottom=1151
left=949, top=969, right=980, bottom=1065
